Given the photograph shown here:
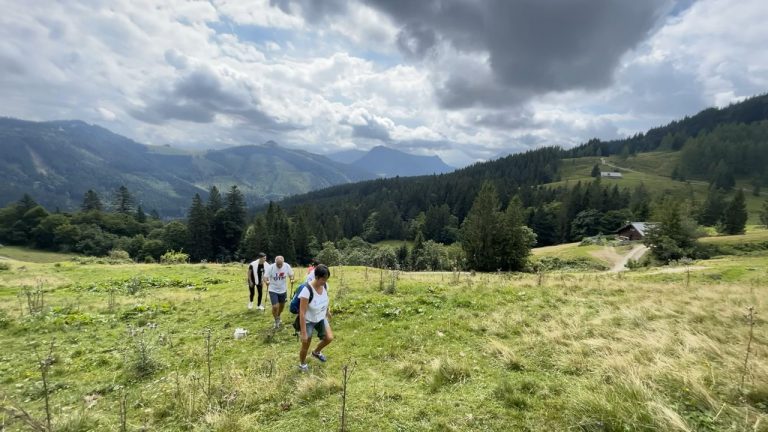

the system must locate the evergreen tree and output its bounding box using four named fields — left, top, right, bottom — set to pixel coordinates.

left=423, top=204, right=457, bottom=244
left=220, top=185, right=247, bottom=259
left=698, top=188, right=727, bottom=226
left=396, top=242, right=409, bottom=269
left=186, top=193, right=212, bottom=261
left=501, top=197, right=536, bottom=271
left=460, top=181, right=504, bottom=271
left=207, top=186, right=223, bottom=213
left=135, top=205, right=147, bottom=223
left=719, top=189, right=747, bottom=235
left=629, top=184, right=651, bottom=220
left=149, top=209, right=160, bottom=220
left=590, top=164, right=600, bottom=178
left=710, top=160, right=735, bottom=190
left=410, top=231, right=426, bottom=270
left=293, top=210, right=314, bottom=264
left=113, top=186, right=134, bottom=214
left=208, top=186, right=226, bottom=258
left=644, top=196, right=699, bottom=262
left=81, top=190, right=103, bottom=212
left=760, top=199, right=768, bottom=228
